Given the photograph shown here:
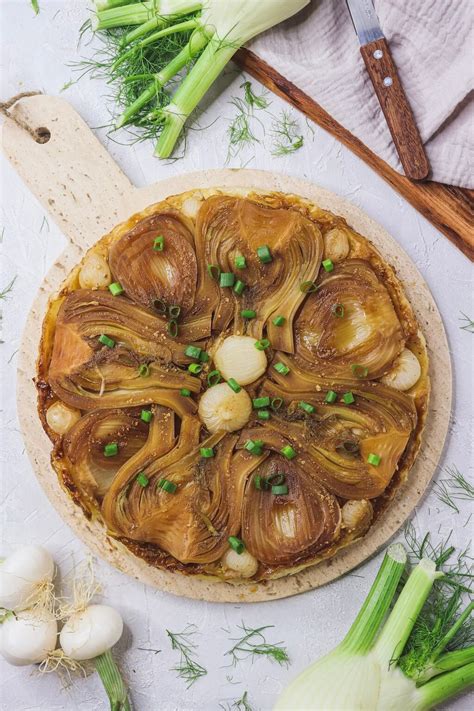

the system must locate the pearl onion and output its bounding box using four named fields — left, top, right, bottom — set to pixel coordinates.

left=323, top=228, right=350, bottom=262
left=46, top=401, right=81, bottom=434
left=79, top=253, right=112, bottom=289
left=222, top=548, right=258, bottom=578
left=198, top=383, right=252, bottom=433
left=380, top=348, right=421, bottom=391
left=213, top=336, right=267, bottom=386
left=342, top=499, right=373, bottom=533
